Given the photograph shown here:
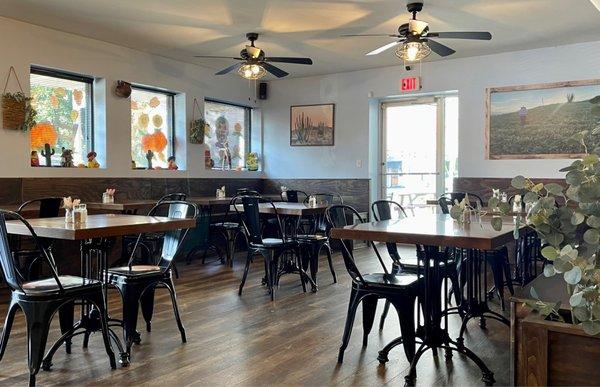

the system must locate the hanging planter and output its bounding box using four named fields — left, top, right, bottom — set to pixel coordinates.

left=2, top=66, right=36, bottom=131
left=189, top=97, right=209, bottom=144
